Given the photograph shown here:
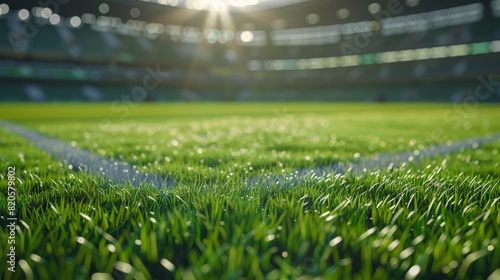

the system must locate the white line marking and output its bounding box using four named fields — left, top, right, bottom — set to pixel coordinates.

left=251, top=133, right=500, bottom=186
left=2, top=120, right=499, bottom=189
left=1, top=120, right=171, bottom=188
